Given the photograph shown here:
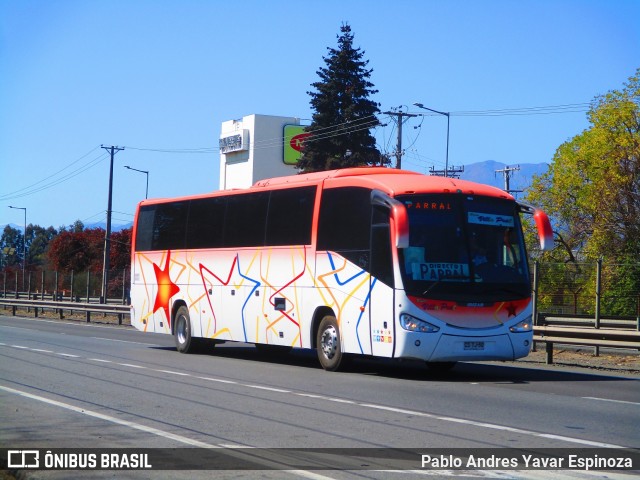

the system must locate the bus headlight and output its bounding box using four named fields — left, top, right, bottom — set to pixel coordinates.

left=509, top=316, right=533, bottom=333
left=400, top=314, right=440, bottom=333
